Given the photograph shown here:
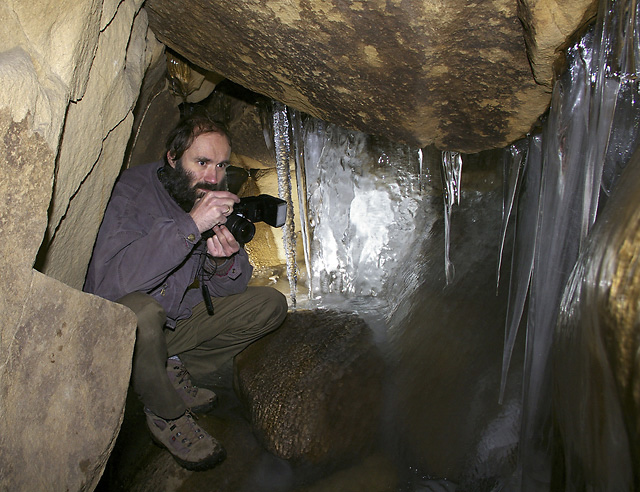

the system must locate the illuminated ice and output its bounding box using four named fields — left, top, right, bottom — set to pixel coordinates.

left=299, top=119, right=436, bottom=302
